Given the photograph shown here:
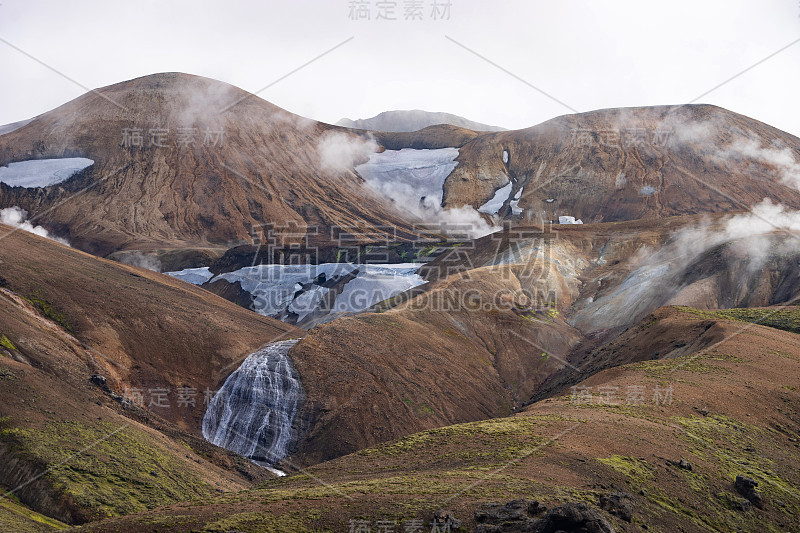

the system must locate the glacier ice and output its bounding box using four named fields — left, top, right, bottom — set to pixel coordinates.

left=332, top=263, right=425, bottom=313
left=166, top=262, right=427, bottom=322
